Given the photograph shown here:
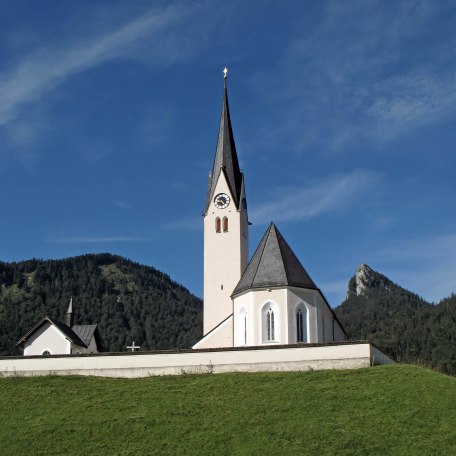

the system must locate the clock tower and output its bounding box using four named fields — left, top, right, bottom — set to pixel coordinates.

left=202, top=72, right=249, bottom=338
